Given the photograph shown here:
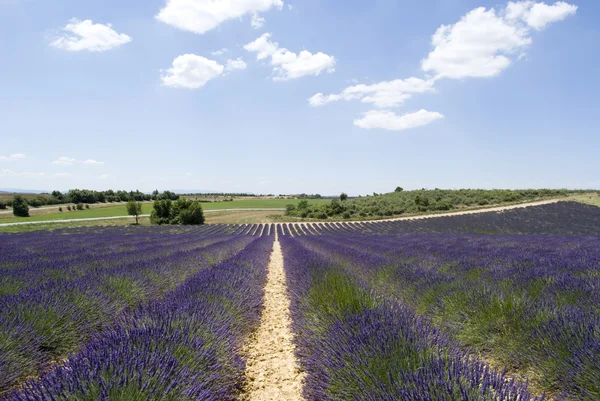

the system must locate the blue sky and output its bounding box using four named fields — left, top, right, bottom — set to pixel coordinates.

left=0, top=0, right=597, bottom=195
